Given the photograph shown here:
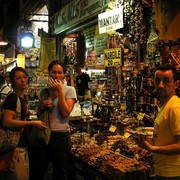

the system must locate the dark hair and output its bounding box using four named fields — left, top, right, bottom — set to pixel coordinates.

left=10, top=67, right=29, bottom=88
left=48, top=60, right=67, bottom=74
left=174, top=70, right=180, bottom=81
left=154, top=63, right=177, bottom=81
left=4, top=71, right=10, bottom=77
left=0, top=74, right=5, bottom=84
